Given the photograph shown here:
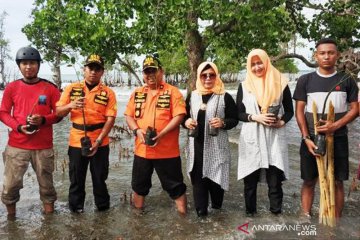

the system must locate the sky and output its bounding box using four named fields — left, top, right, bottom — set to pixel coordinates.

left=0, top=0, right=314, bottom=77
left=1, top=0, right=77, bottom=75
